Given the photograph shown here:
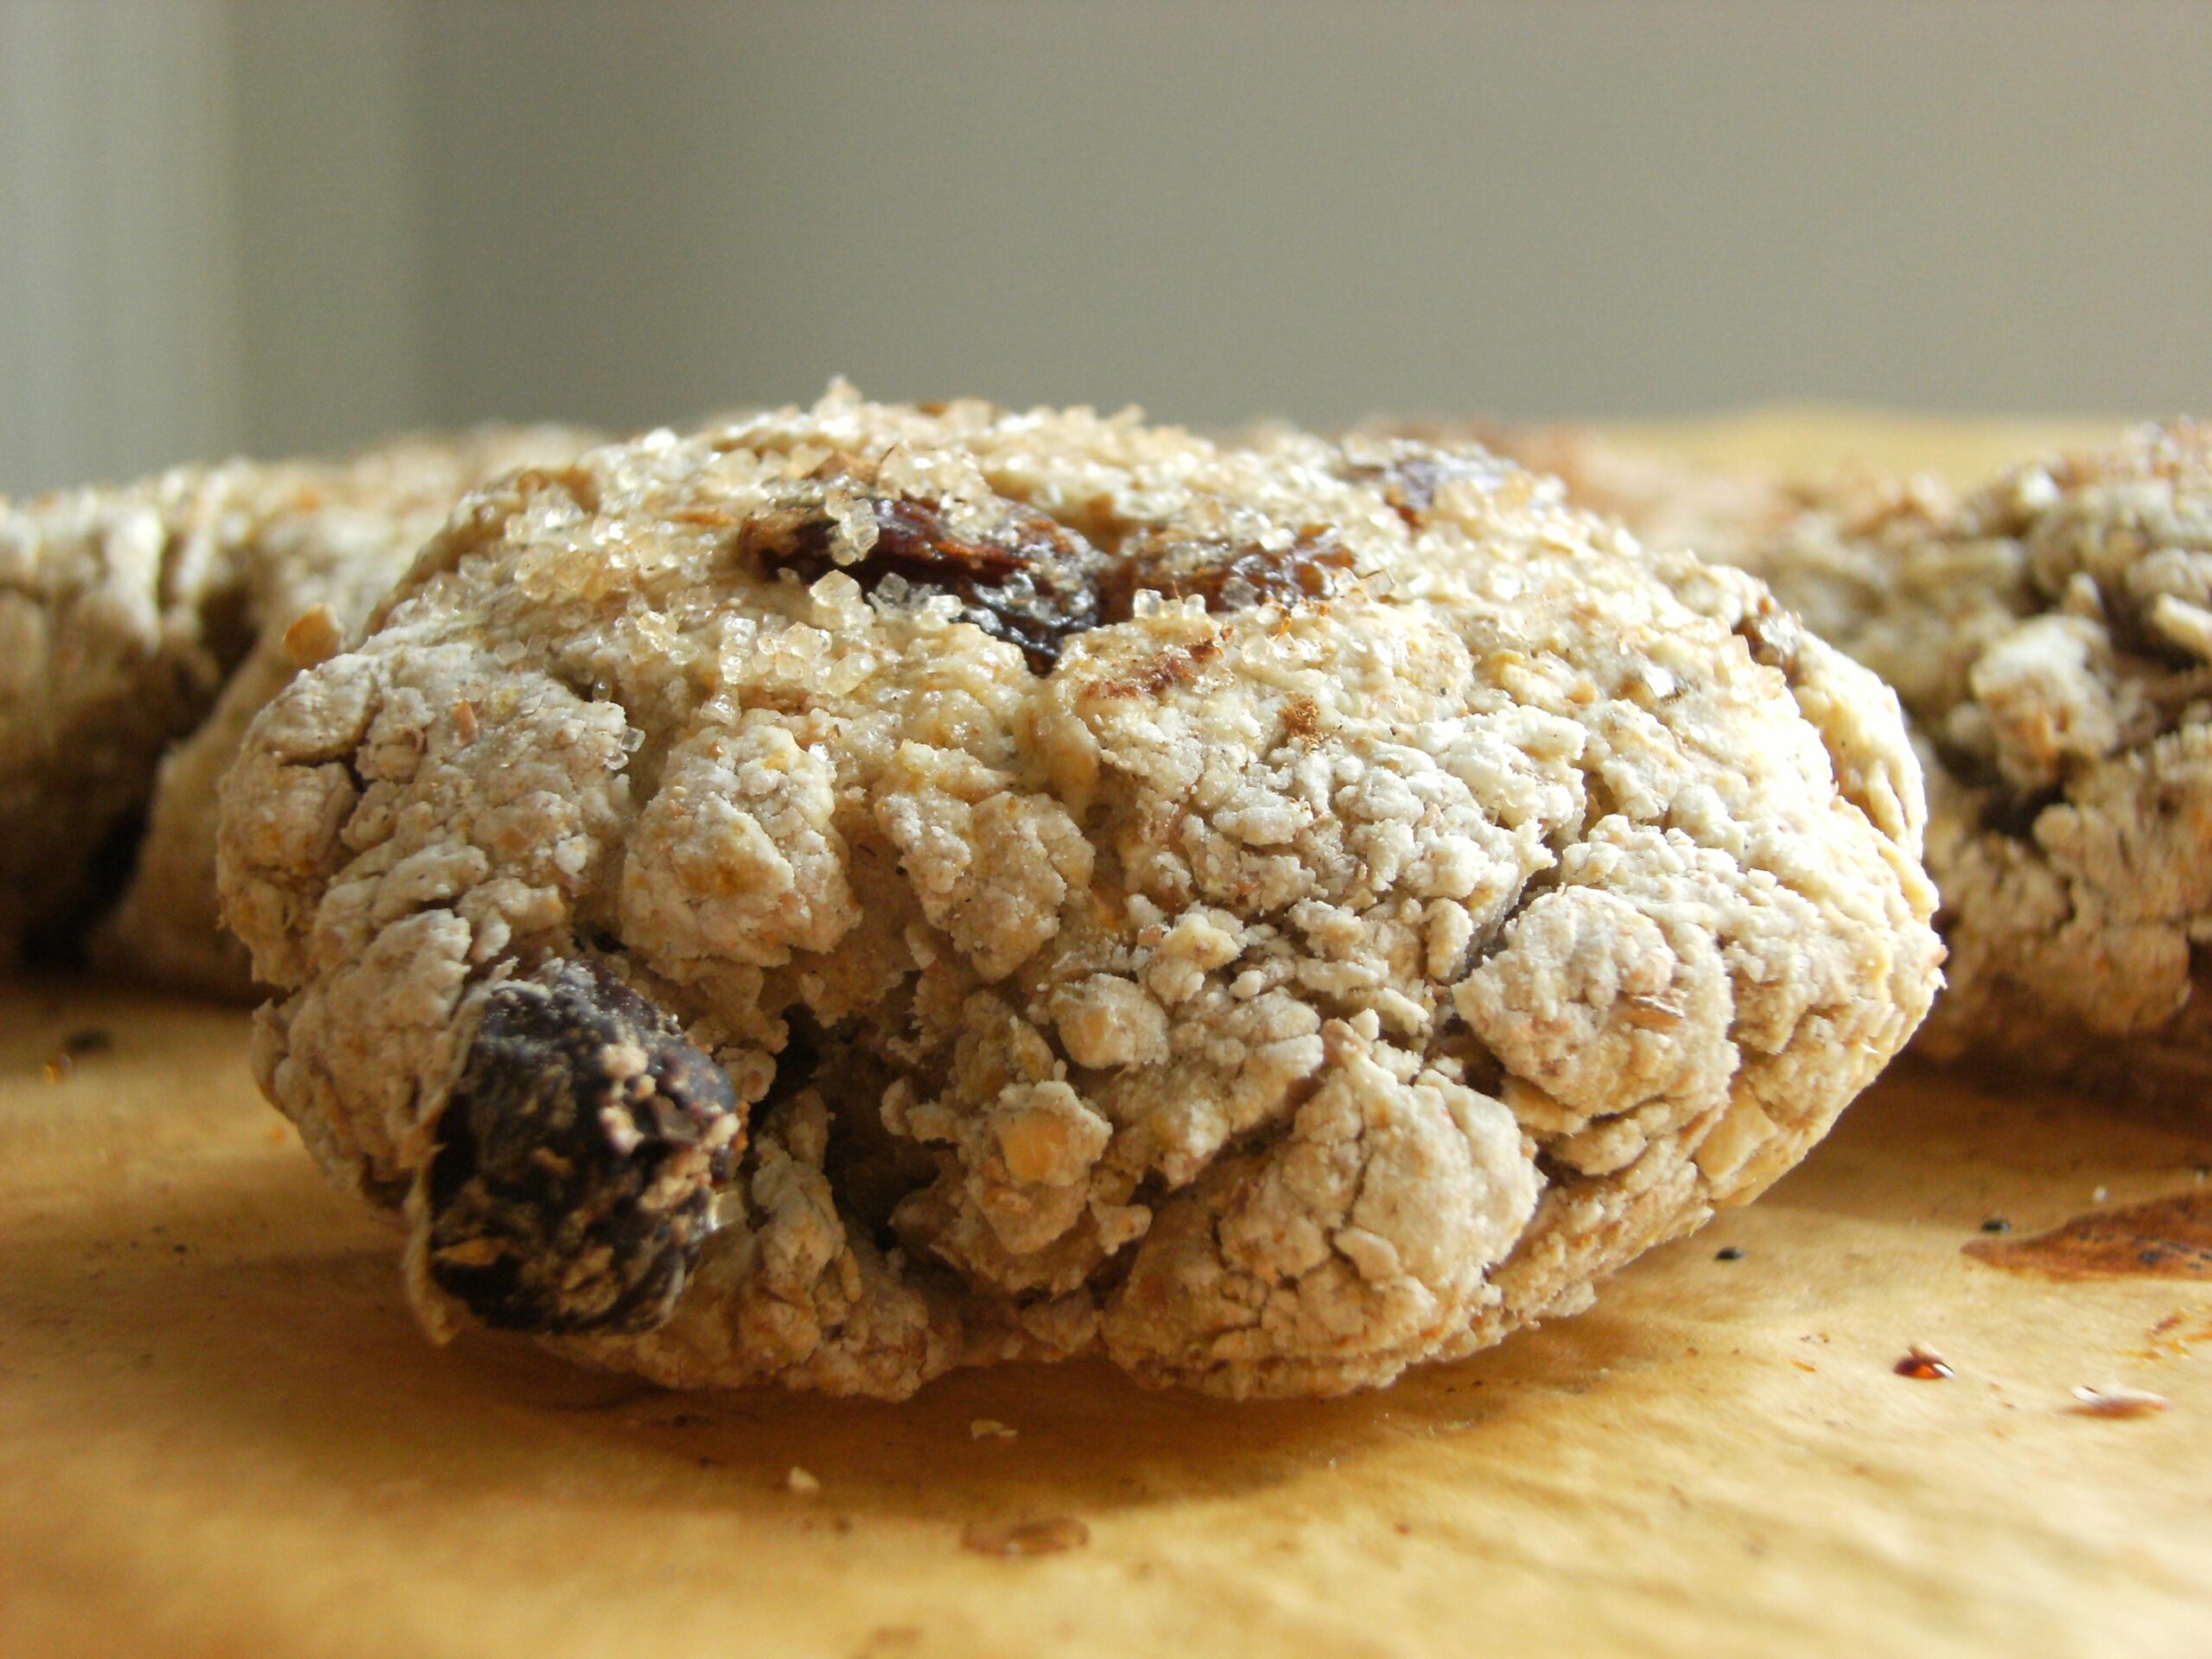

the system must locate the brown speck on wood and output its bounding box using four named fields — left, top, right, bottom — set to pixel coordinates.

left=2067, top=1384, right=2170, bottom=1419
left=1894, top=1344, right=1955, bottom=1380
left=960, top=1516, right=1090, bottom=1557
left=1963, top=1191, right=2212, bottom=1281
